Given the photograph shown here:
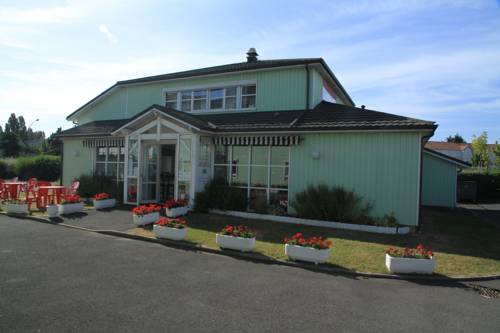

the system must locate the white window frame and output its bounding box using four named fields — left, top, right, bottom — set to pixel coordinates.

left=94, top=146, right=125, bottom=184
